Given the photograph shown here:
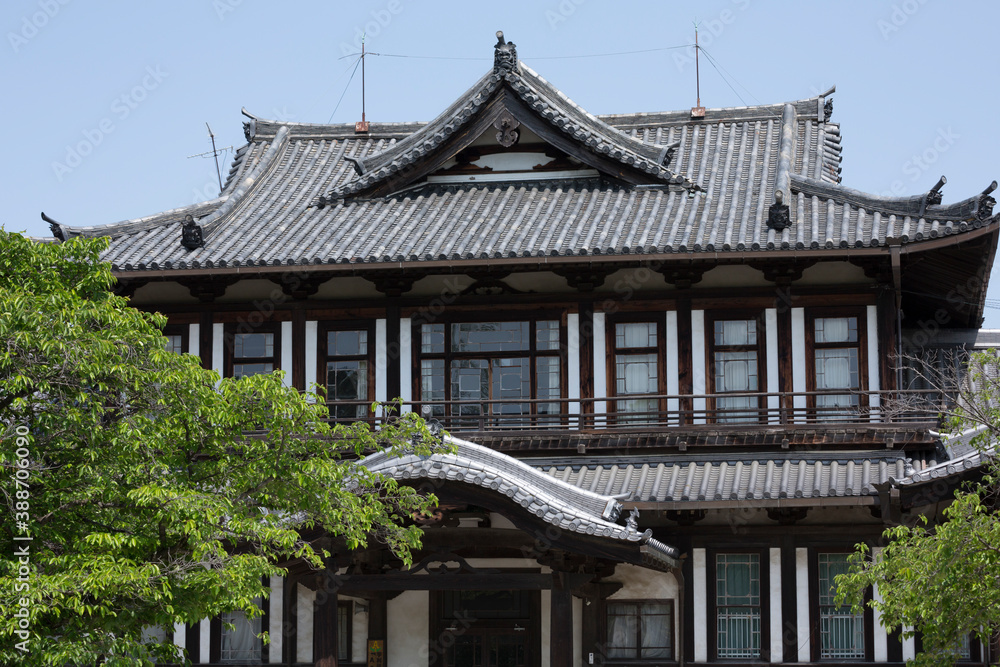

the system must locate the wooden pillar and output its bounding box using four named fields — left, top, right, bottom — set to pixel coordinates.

left=877, top=283, right=898, bottom=392
left=283, top=575, right=298, bottom=666
left=775, top=283, right=794, bottom=422
left=292, top=307, right=306, bottom=390
left=313, top=581, right=339, bottom=667
left=578, top=301, right=594, bottom=428
left=199, top=310, right=213, bottom=371
left=676, top=295, right=692, bottom=425
left=550, top=572, right=573, bottom=667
